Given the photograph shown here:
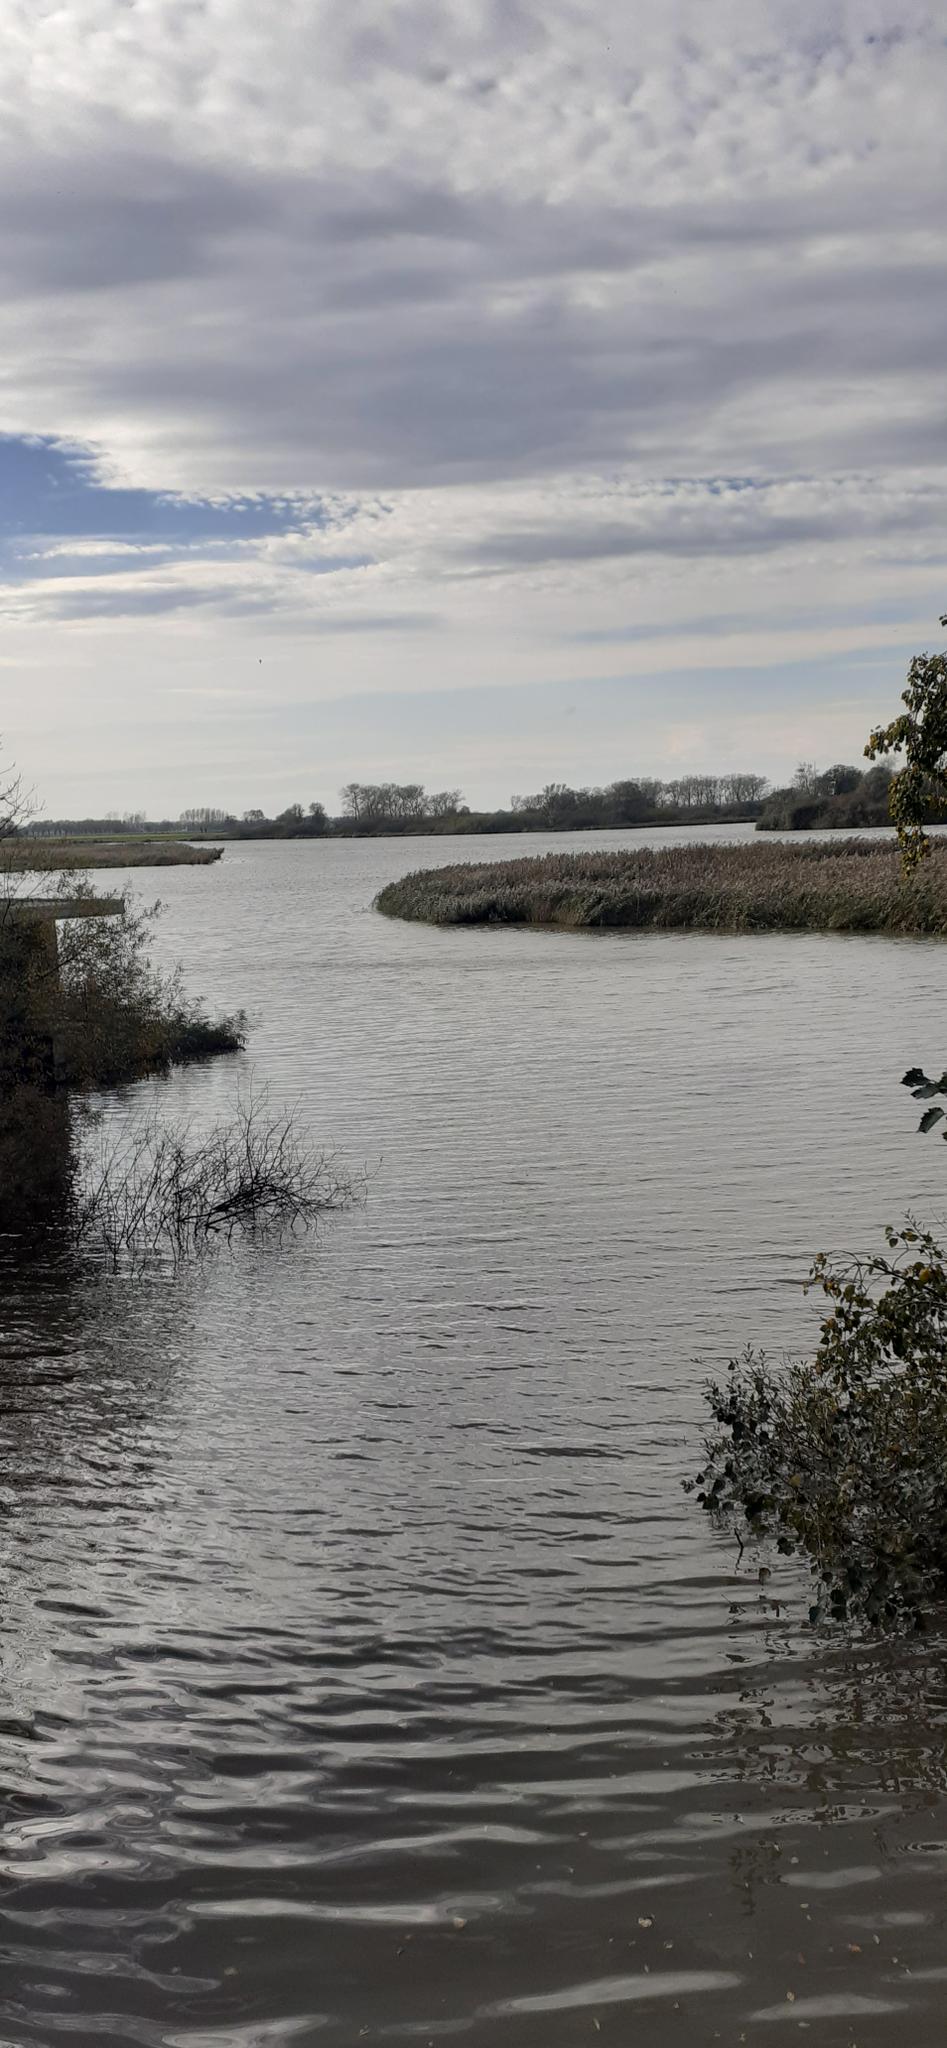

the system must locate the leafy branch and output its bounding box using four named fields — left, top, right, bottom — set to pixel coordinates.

left=865, top=615, right=947, bottom=871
